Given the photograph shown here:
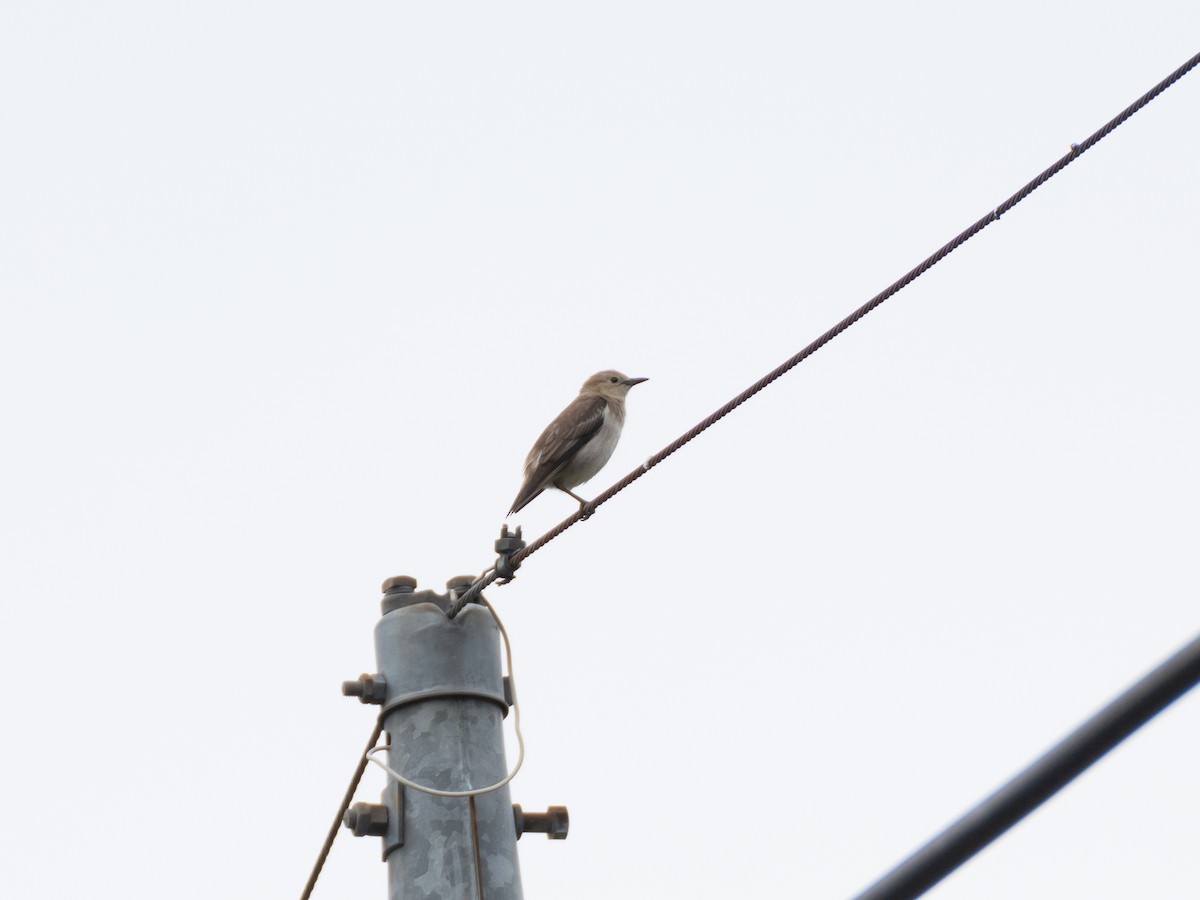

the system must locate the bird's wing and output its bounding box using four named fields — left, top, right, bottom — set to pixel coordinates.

left=509, top=394, right=608, bottom=515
